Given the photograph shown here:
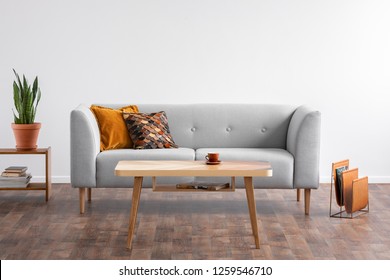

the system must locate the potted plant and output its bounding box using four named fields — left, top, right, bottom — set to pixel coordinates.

left=11, top=69, right=42, bottom=150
